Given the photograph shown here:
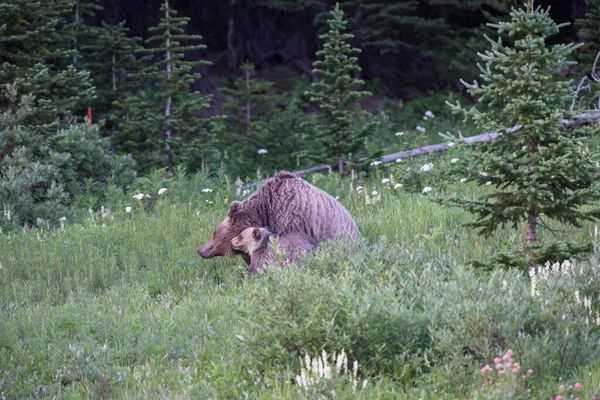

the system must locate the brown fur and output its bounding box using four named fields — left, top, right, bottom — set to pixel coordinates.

left=231, top=227, right=317, bottom=274
left=198, top=171, right=360, bottom=260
